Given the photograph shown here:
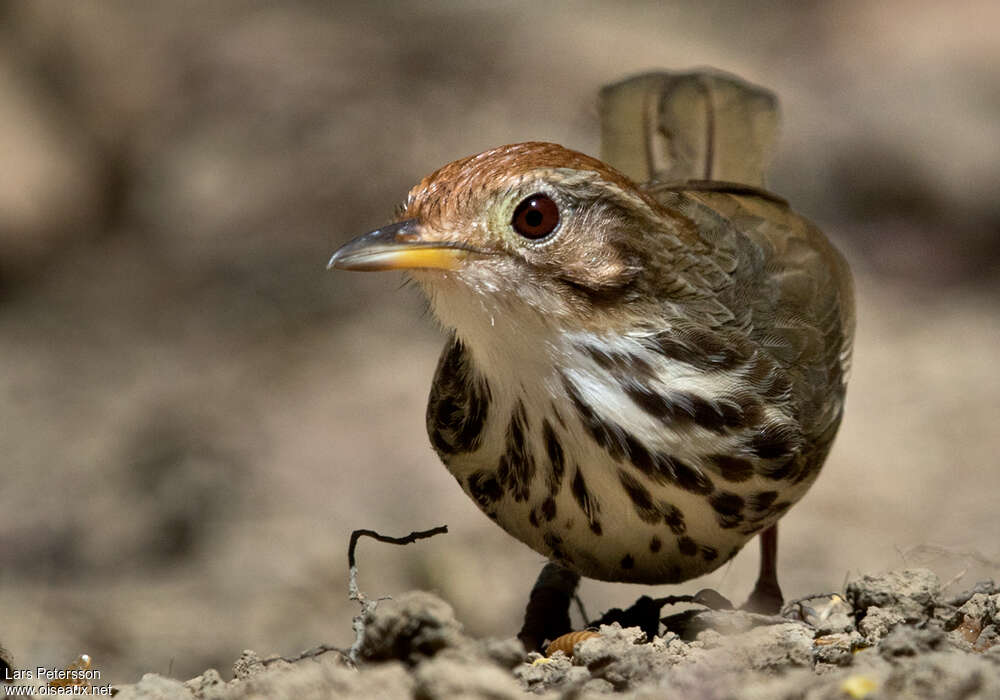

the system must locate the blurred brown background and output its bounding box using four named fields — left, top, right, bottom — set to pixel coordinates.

left=1, top=0, right=997, bottom=684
